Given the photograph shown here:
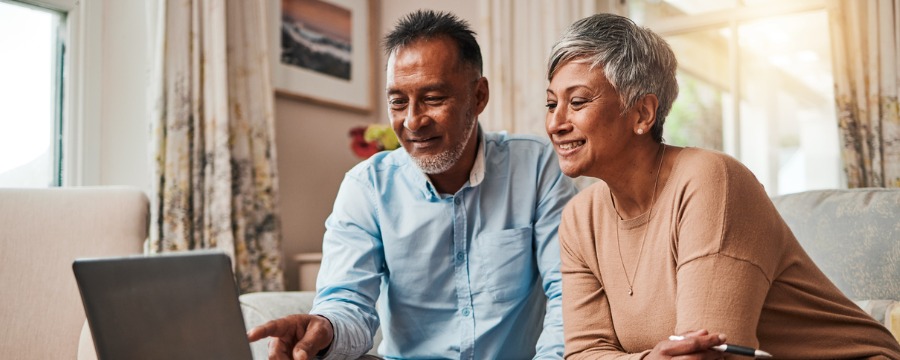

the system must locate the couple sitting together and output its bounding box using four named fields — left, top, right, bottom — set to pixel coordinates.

left=248, top=10, right=900, bottom=360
